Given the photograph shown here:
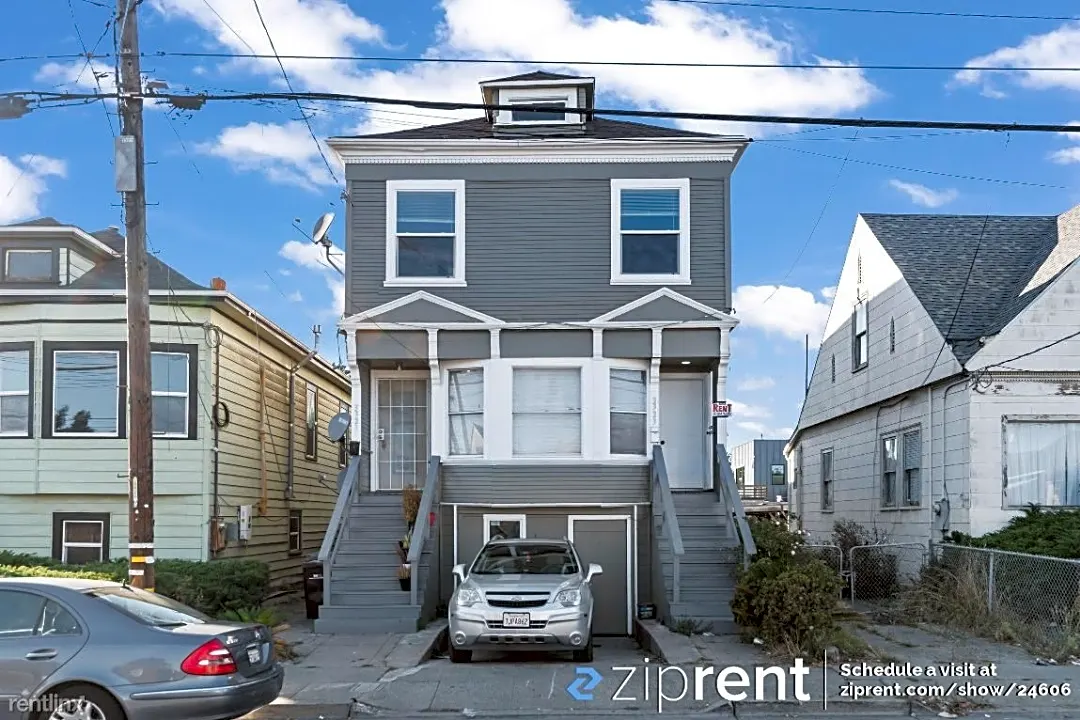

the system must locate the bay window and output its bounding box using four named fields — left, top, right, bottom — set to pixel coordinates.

left=52, top=350, right=121, bottom=436
left=151, top=352, right=189, bottom=437
left=512, top=367, right=582, bottom=456
left=610, top=368, right=646, bottom=455
left=0, top=346, right=31, bottom=437
left=448, top=368, right=484, bottom=456
left=1004, top=419, right=1080, bottom=507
